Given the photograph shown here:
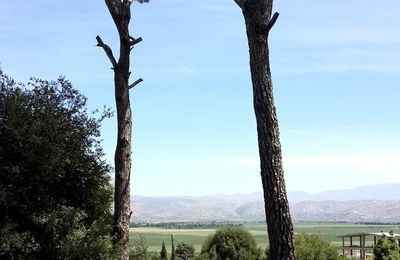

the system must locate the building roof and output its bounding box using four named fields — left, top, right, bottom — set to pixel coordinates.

left=370, top=232, right=400, bottom=238
left=337, top=232, right=400, bottom=238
